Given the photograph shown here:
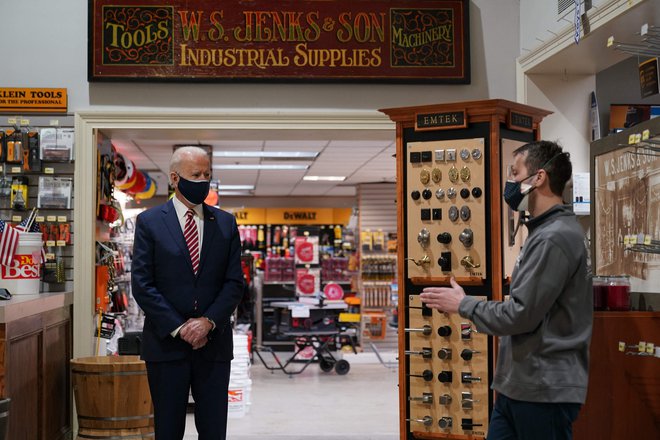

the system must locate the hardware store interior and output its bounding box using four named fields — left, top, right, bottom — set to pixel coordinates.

left=1, top=1, right=660, bottom=440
